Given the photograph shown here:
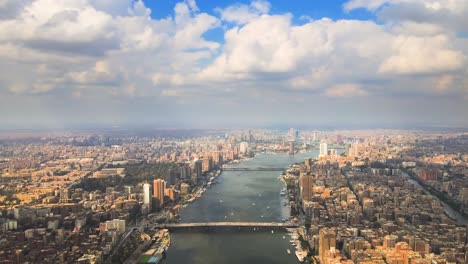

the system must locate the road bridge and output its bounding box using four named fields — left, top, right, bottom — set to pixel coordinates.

left=154, top=222, right=299, bottom=231
left=222, top=167, right=286, bottom=171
